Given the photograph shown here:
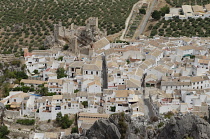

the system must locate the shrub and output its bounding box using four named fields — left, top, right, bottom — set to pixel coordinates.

left=0, top=125, right=9, bottom=138
left=164, top=111, right=174, bottom=119
left=56, top=68, right=67, bottom=79
left=139, top=8, right=146, bottom=14
left=47, top=119, right=51, bottom=123
left=152, top=10, right=161, bottom=20
left=63, top=44, right=69, bottom=50
left=74, top=89, right=79, bottom=93
left=16, top=119, right=35, bottom=125
left=81, top=101, right=88, bottom=108
left=110, top=106, right=116, bottom=112
left=71, top=126, right=78, bottom=133
left=158, top=122, right=164, bottom=128
left=55, top=112, right=73, bottom=129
